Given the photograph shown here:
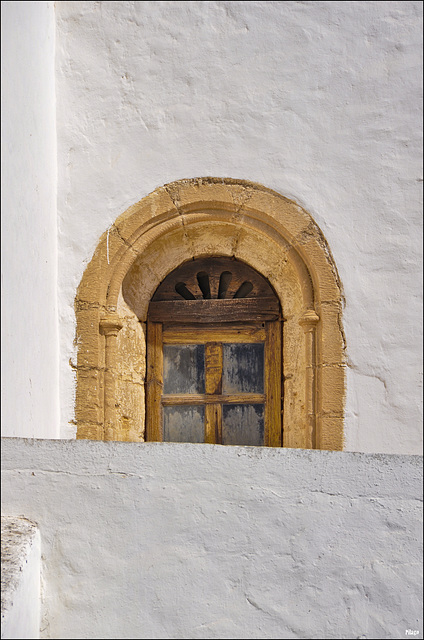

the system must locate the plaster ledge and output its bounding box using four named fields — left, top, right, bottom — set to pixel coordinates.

left=1, top=517, right=40, bottom=640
